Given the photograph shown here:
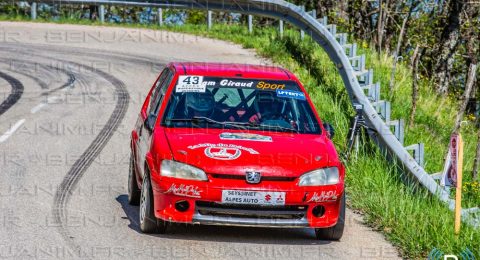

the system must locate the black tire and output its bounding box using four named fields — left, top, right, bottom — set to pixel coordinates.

left=315, top=193, right=345, bottom=241
left=139, top=170, right=167, bottom=234
left=127, top=153, right=141, bottom=205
